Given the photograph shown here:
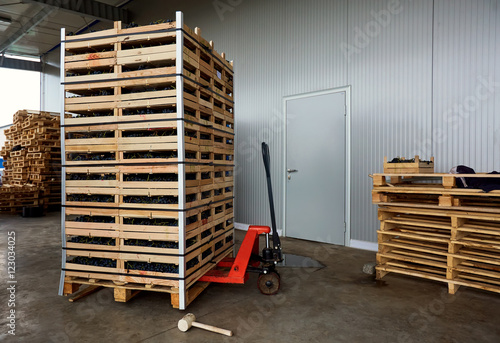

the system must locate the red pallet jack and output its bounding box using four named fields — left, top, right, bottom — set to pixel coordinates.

left=199, top=142, right=283, bottom=294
